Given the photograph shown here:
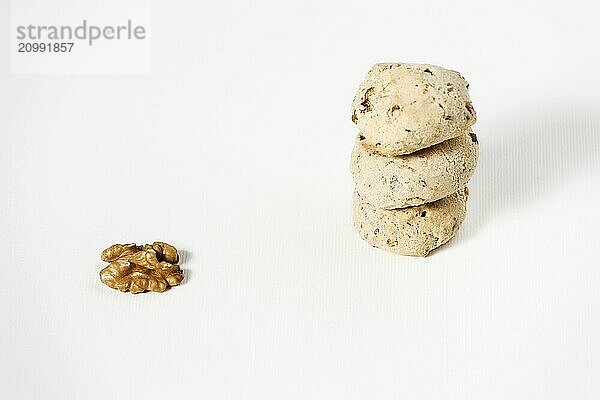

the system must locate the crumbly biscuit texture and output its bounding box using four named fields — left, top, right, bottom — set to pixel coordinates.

left=351, top=131, right=478, bottom=209
left=351, top=63, right=476, bottom=155
left=353, top=188, right=468, bottom=257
